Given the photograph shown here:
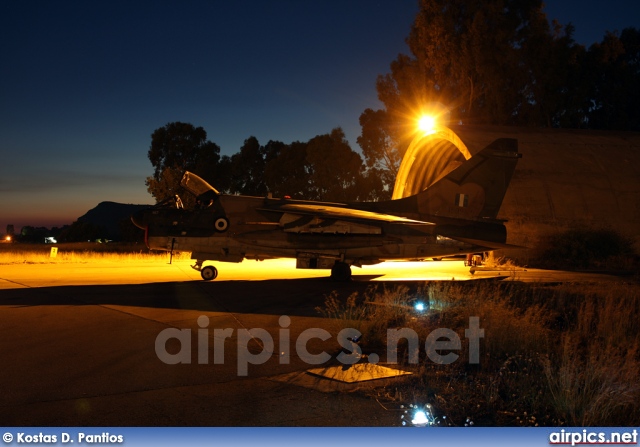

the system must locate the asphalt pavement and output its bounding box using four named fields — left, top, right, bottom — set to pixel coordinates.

left=0, top=259, right=622, bottom=426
